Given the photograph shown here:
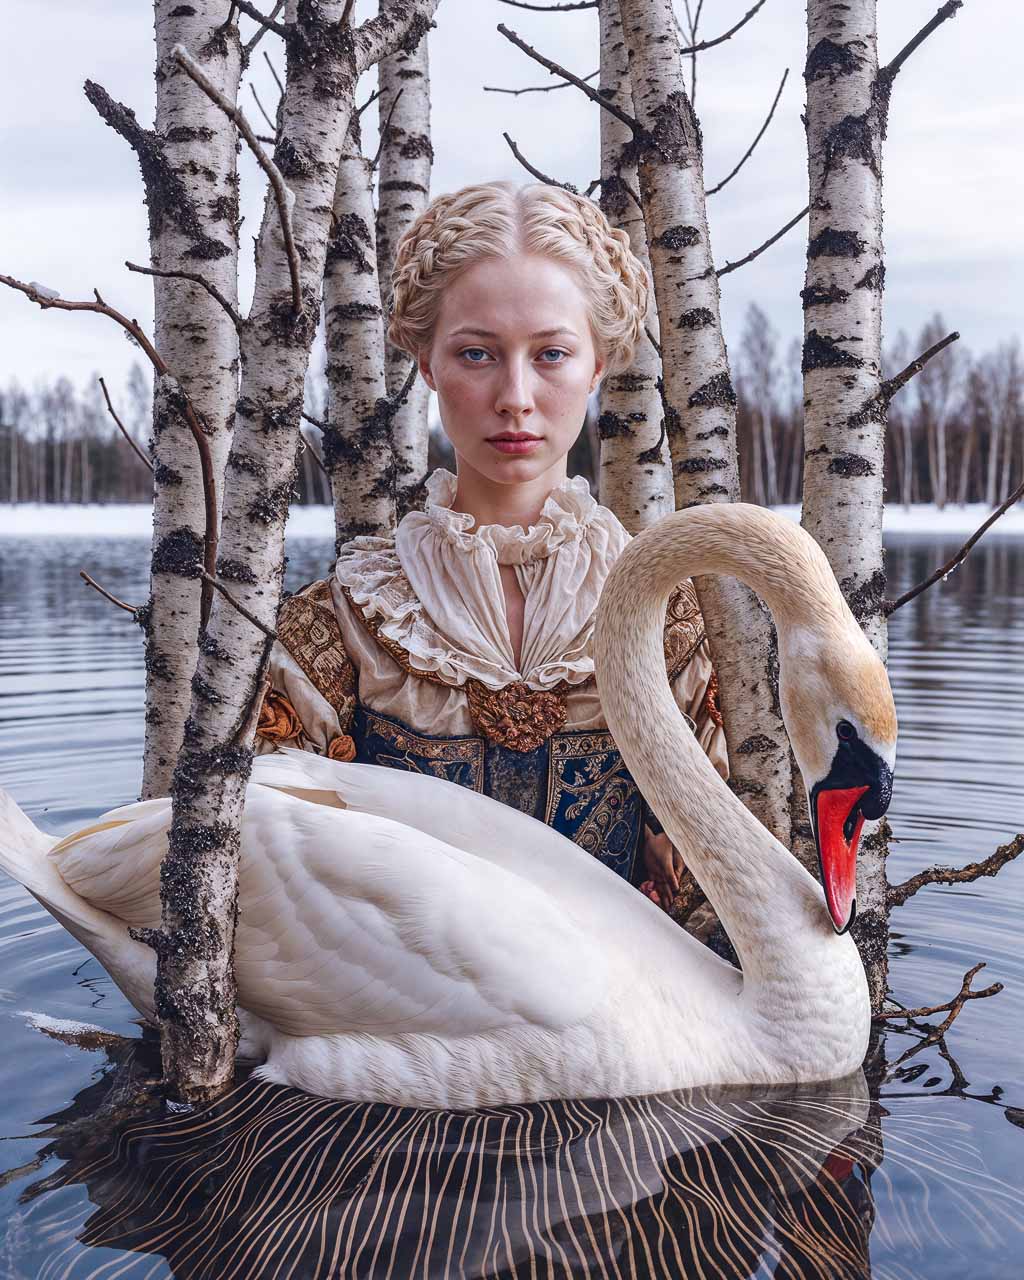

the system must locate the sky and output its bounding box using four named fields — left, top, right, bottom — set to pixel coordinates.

left=1, top=0, right=1021, bottom=403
